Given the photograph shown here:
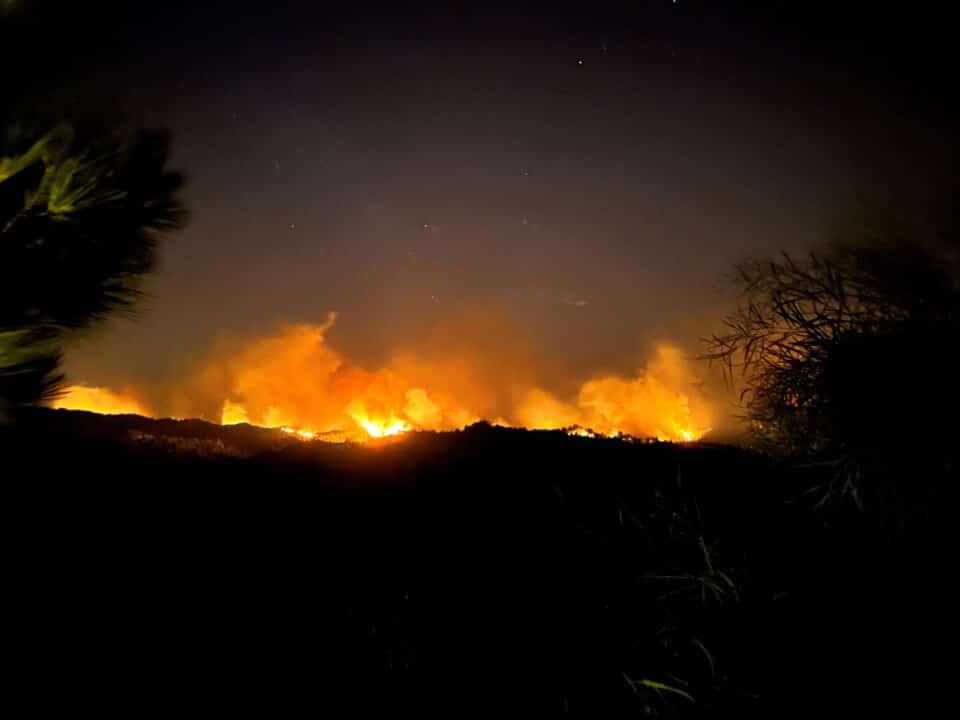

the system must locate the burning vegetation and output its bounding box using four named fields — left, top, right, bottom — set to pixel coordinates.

left=52, top=313, right=713, bottom=443
left=51, top=385, right=150, bottom=418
